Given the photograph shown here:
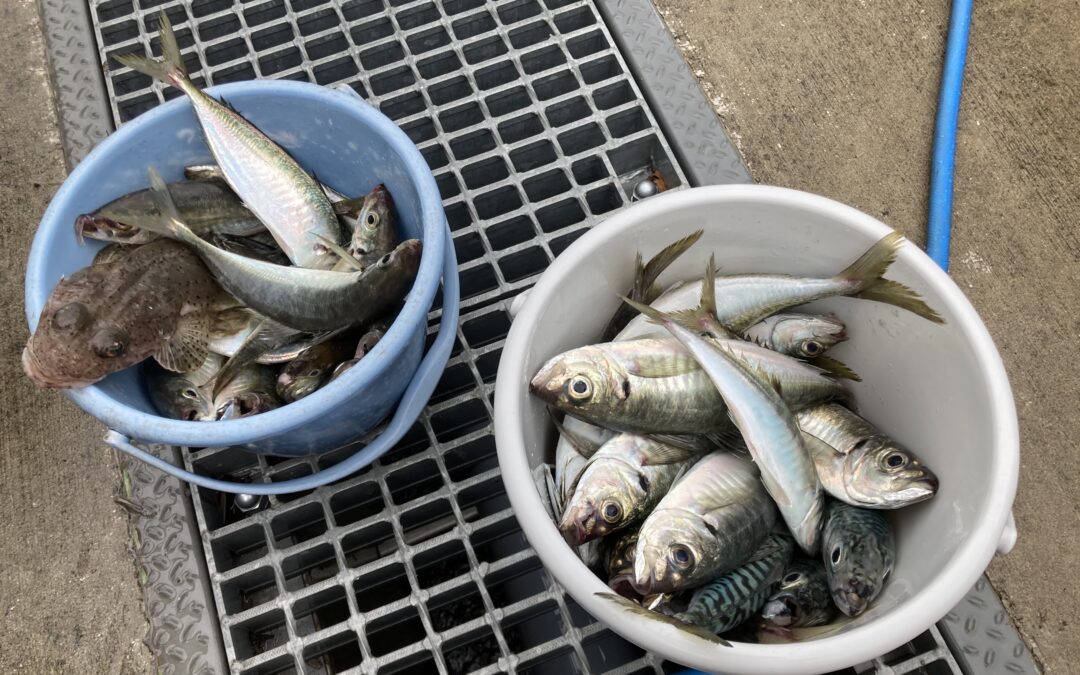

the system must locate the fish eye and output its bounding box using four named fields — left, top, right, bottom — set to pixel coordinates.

left=379, top=254, right=391, bottom=265
left=669, top=544, right=694, bottom=569
left=803, top=340, right=823, bottom=355
left=308, top=369, right=321, bottom=378
left=884, top=452, right=908, bottom=469
left=830, top=546, right=843, bottom=566
left=365, top=212, right=380, bottom=229
left=601, top=501, right=622, bottom=524
left=51, top=302, right=90, bottom=332
left=90, top=328, right=128, bottom=358
left=783, top=572, right=802, bottom=584
left=566, top=375, right=592, bottom=402
left=182, top=388, right=199, bottom=400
